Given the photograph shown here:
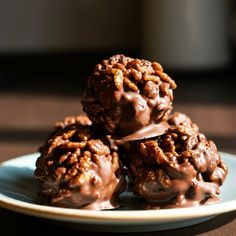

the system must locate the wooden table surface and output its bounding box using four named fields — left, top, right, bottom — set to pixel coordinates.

left=0, top=93, right=236, bottom=235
